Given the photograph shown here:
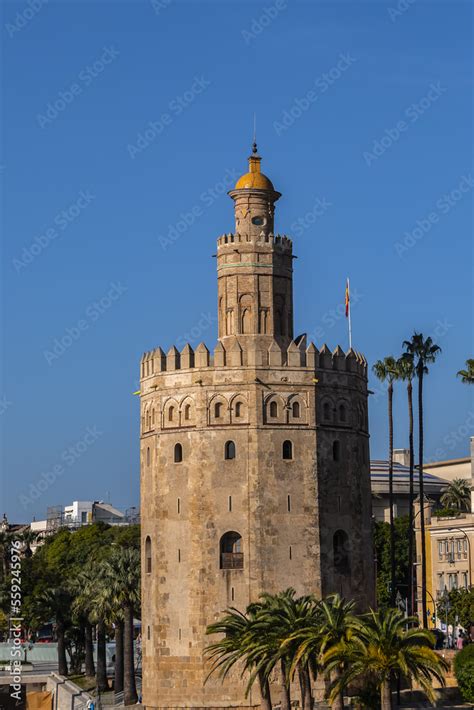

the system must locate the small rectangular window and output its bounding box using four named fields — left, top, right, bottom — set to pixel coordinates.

left=178, top=549, right=181, bottom=563
left=177, top=498, right=181, bottom=514
left=147, top=626, right=150, bottom=640
left=287, top=495, right=291, bottom=512
left=289, top=545, right=292, bottom=560
left=179, top=628, right=182, bottom=640
left=231, top=587, right=235, bottom=601
left=228, top=495, right=232, bottom=512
